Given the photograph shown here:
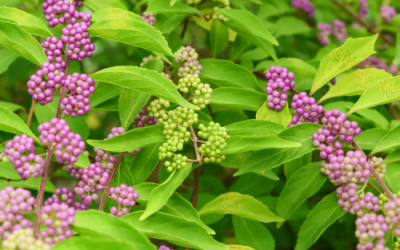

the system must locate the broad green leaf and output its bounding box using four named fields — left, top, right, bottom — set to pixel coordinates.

left=84, top=0, right=127, bottom=11
left=146, top=0, right=201, bottom=14
left=257, top=196, right=310, bottom=222
left=34, top=97, right=58, bottom=124
left=0, top=18, right=48, bottom=66
left=0, top=7, right=52, bottom=37
left=72, top=153, right=90, bottom=169
left=384, top=163, right=400, bottom=193
left=90, top=82, right=122, bottom=108
left=91, top=8, right=142, bottom=23
left=0, top=100, right=24, bottom=112
left=236, top=123, right=322, bottom=176
left=229, top=173, right=276, bottom=197
left=52, top=238, right=134, bottom=250
left=118, top=89, right=150, bottom=130
left=130, top=144, right=160, bottom=185
left=229, top=35, right=253, bottom=61
left=216, top=8, right=277, bottom=60
left=210, top=20, right=229, bottom=58
left=88, top=19, right=174, bottom=57
left=277, top=162, right=326, bottom=220
left=354, top=128, right=389, bottom=151
left=90, top=66, right=197, bottom=109
left=232, top=216, right=275, bottom=250
left=0, top=106, right=39, bottom=144
left=228, top=245, right=255, bottom=250
left=225, top=120, right=285, bottom=136
left=87, top=125, right=166, bottom=152
left=198, top=192, right=283, bottom=223
left=0, top=49, right=18, bottom=75
left=310, top=34, right=378, bottom=95
left=274, top=58, right=317, bottom=79
left=0, top=177, right=55, bottom=193
left=92, top=98, right=121, bottom=111
left=356, top=109, right=389, bottom=129
left=284, top=153, right=312, bottom=179
left=141, top=57, right=164, bottom=73
left=140, top=164, right=192, bottom=220
left=108, top=154, right=134, bottom=191
left=383, top=149, right=400, bottom=165
left=221, top=134, right=301, bottom=155
left=72, top=210, right=156, bottom=250
left=371, top=126, right=400, bottom=155
left=349, top=76, right=400, bottom=114
left=320, top=69, right=392, bottom=103
left=256, top=101, right=291, bottom=127
left=134, top=182, right=215, bottom=234
left=155, top=14, right=187, bottom=34
left=210, top=87, right=266, bottom=111
left=124, top=211, right=228, bottom=250
left=0, top=162, right=21, bottom=180
left=295, top=193, right=345, bottom=250
left=199, top=59, right=259, bottom=90
left=274, top=16, right=311, bottom=38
